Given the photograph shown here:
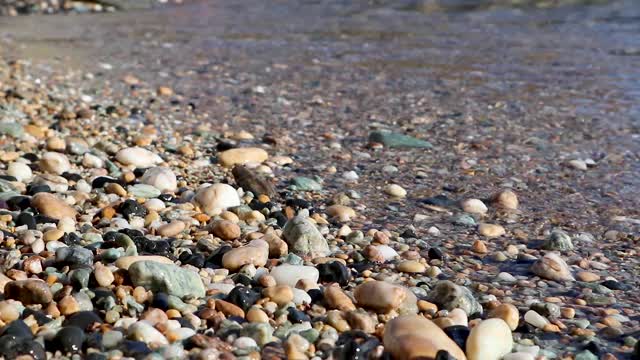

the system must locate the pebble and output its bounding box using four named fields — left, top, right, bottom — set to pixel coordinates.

left=426, top=280, right=483, bottom=316
left=7, top=162, right=32, bottom=181
left=524, top=310, right=549, bottom=329
left=397, top=260, right=426, bottom=273
left=140, top=166, right=177, bottom=192
left=193, top=183, right=241, bottom=215
left=324, top=284, right=356, bottom=311
left=270, top=264, right=319, bottom=287
left=488, top=303, right=519, bottom=330
left=384, top=184, right=407, bottom=198
left=466, top=318, right=513, bottom=360
left=39, top=151, right=71, bottom=174
left=478, top=223, right=506, bottom=237
left=461, top=198, right=488, bottom=214
left=115, top=255, right=174, bottom=270
left=157, top=220, right=186, bottom=237
left=383, top=315, right=466, bottom=359
left=210, top=220, right=241, bottom=240
left=31, top=192, right=77, bottom=220
left=218, top=147, right=268, bottom=167
left=282, top=212, right=330, bottom=257
left=263, top=285, right=294, bottom=306
left=128, top=261, right=205, bottom=298
left=222, top=243, right=269, bottom=271
left=116, top=147, right=163, bottom=167
left=491, top=189, right=519, bottom=209
left=354, top=281, right=409, bottom=313
left=128, top=321, right=169, bottom=346
left=325, top=205, right=356, bottom=221
left=531, top=252, right=575, bottom=282
left=4, top=279, right=53, bottom=304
